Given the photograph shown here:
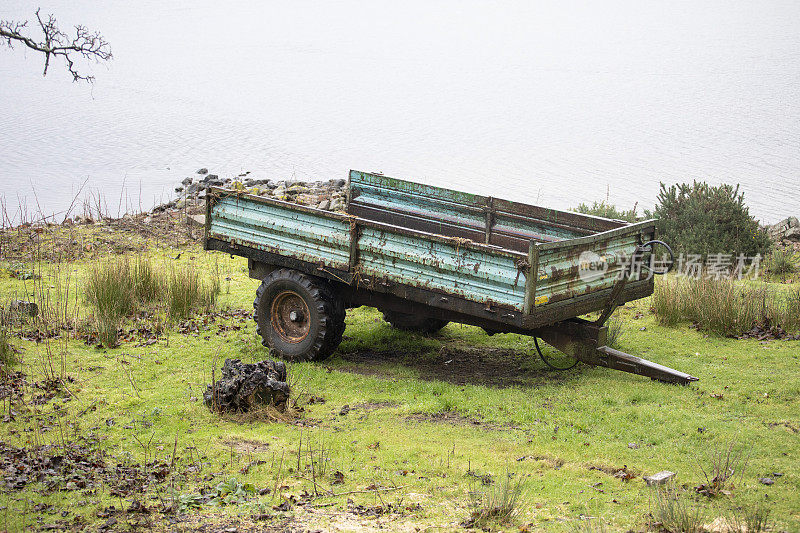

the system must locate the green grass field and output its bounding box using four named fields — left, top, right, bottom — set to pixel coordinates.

left=1, top=235, right=798, bottom=532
